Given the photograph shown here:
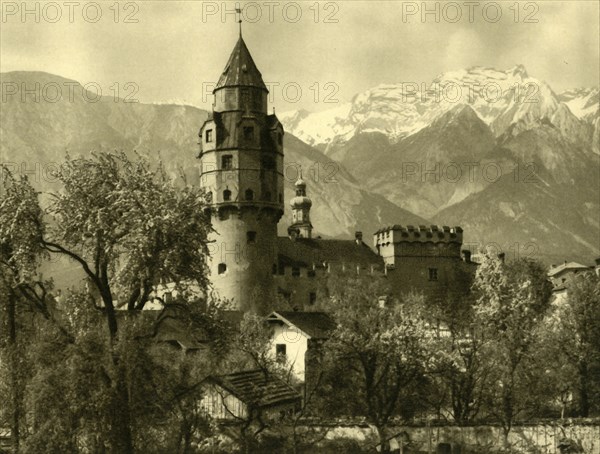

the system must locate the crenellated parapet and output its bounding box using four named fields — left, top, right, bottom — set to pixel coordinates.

left=374, top=225, right=464, bottom=265
left=374, top=224, right=463, bottom=246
